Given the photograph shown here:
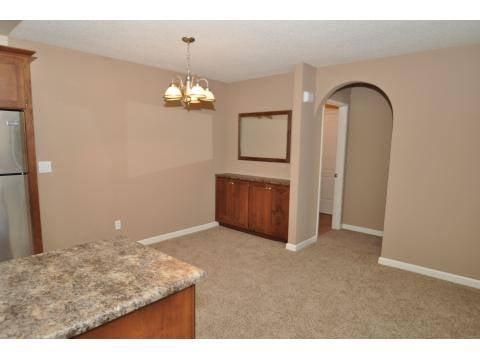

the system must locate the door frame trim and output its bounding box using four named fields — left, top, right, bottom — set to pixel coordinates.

left=315, top=99, right=349, bottom=235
